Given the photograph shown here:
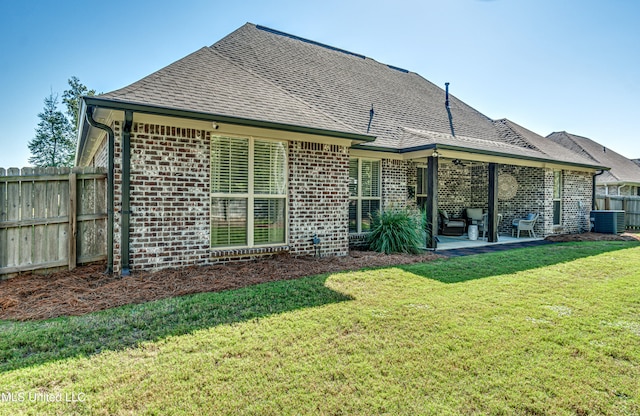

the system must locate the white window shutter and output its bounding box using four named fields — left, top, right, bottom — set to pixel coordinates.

left=211, top=136, right=249, bottom=194
left=211, top=136, right=287, bottom=248
left=211, top=198, right=248, bottom=247
left=349, top=159, right=358, bottom=197
left=254, top=140, right=287, bottom=195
